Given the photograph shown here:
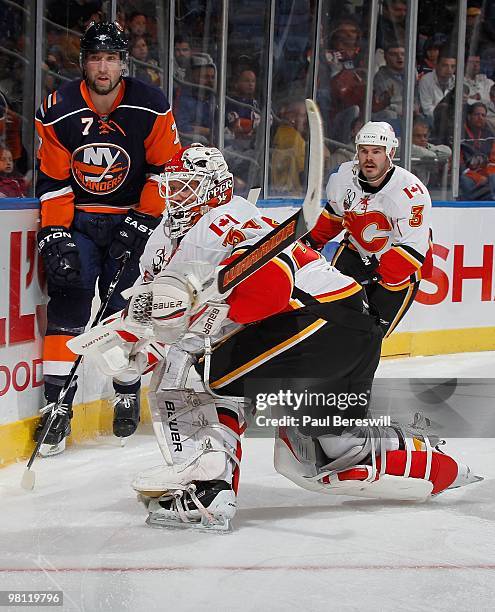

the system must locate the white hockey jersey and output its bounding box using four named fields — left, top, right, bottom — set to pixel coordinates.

left=311, top=161, right=433, bottom=287
left=141, top=195, right=362, bottom=327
